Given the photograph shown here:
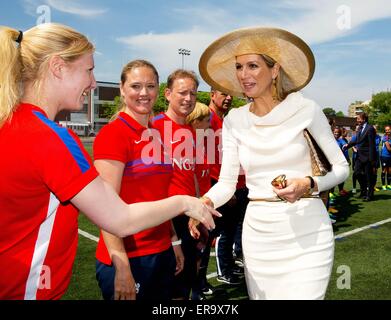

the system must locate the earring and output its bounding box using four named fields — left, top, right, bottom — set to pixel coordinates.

left=271, top=78, right=278, bottom=101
